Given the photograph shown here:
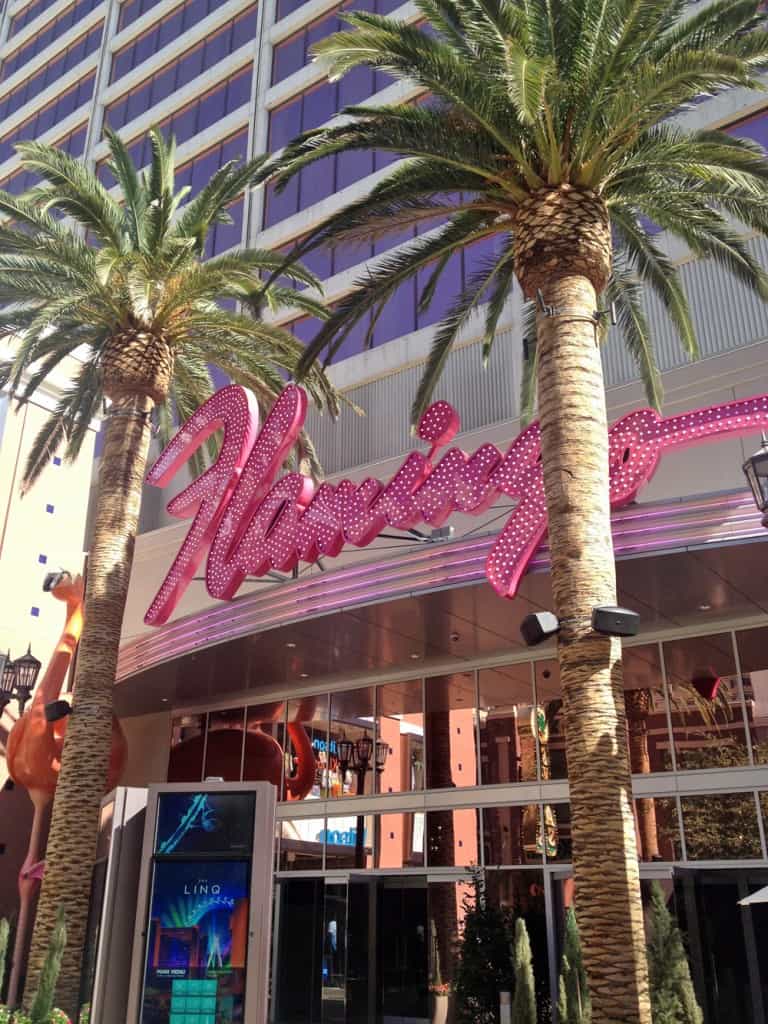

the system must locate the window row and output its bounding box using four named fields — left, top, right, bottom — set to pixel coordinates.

left=276, top=792, right=768, bottom=872
left=8, top=0, right=58, bottom=37
left=117, top=0, right=164, bottom=31
left=2, top=0, right=101, bottom=80
left=0, top=123, right=87, bottom=195
left=105, top=6, right=257, bottom=129
left=168, top=627, right=768, bottom=801
left=272, top=0, right=403, bottom=84
left=110, top=0, right=244, bottom=83
left=0, top=74, right=94, bottom=167
left=0, top=24, right=101, bottom=126
left=284, top=233, right=500, bottom=356
left=110, top=64, right=251, bottom=156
